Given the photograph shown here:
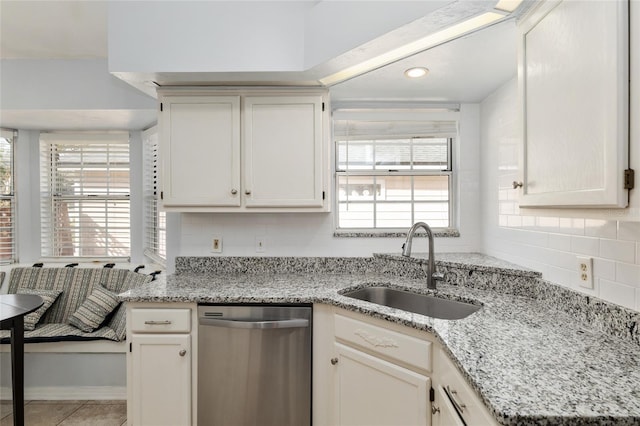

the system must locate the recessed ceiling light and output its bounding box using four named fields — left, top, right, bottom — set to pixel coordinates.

left=405, top=67, right=429, bottom=78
